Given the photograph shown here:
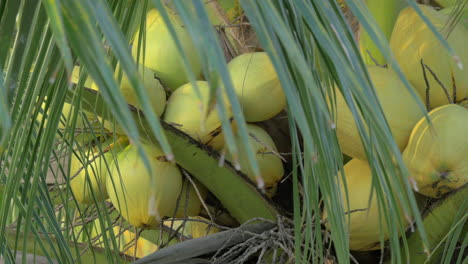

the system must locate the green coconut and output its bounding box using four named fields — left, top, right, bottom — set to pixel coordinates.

left=163, top=81, right=232, bottom=149
left=402, top=104, right=468, bottom=198
left=334, top=66, right=425, bottom=161
left=70, top=137, right=128, bottom=204
left=227, top=52, right=286, bottom=122
left=322, top=159, right=409, bottom=251
left=107, top=143, right=183, bottom=228
left=132, top=8, right=202, bottom=91
left=390, top=5, right=468, bottom=108
left=225, top=124, right=284, bottom=197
